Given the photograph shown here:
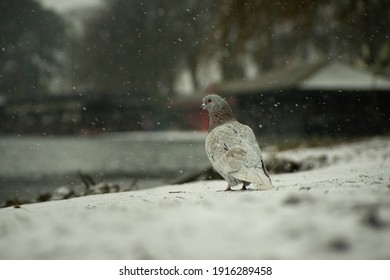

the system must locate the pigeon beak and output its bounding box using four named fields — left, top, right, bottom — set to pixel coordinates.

left=200, top=103, right=205, bottom=110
